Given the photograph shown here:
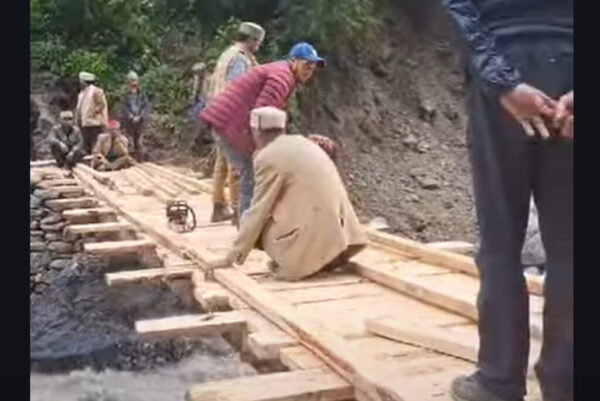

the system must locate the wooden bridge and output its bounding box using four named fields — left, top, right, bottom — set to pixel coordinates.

left=31, top=160, right=546, bottom=401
